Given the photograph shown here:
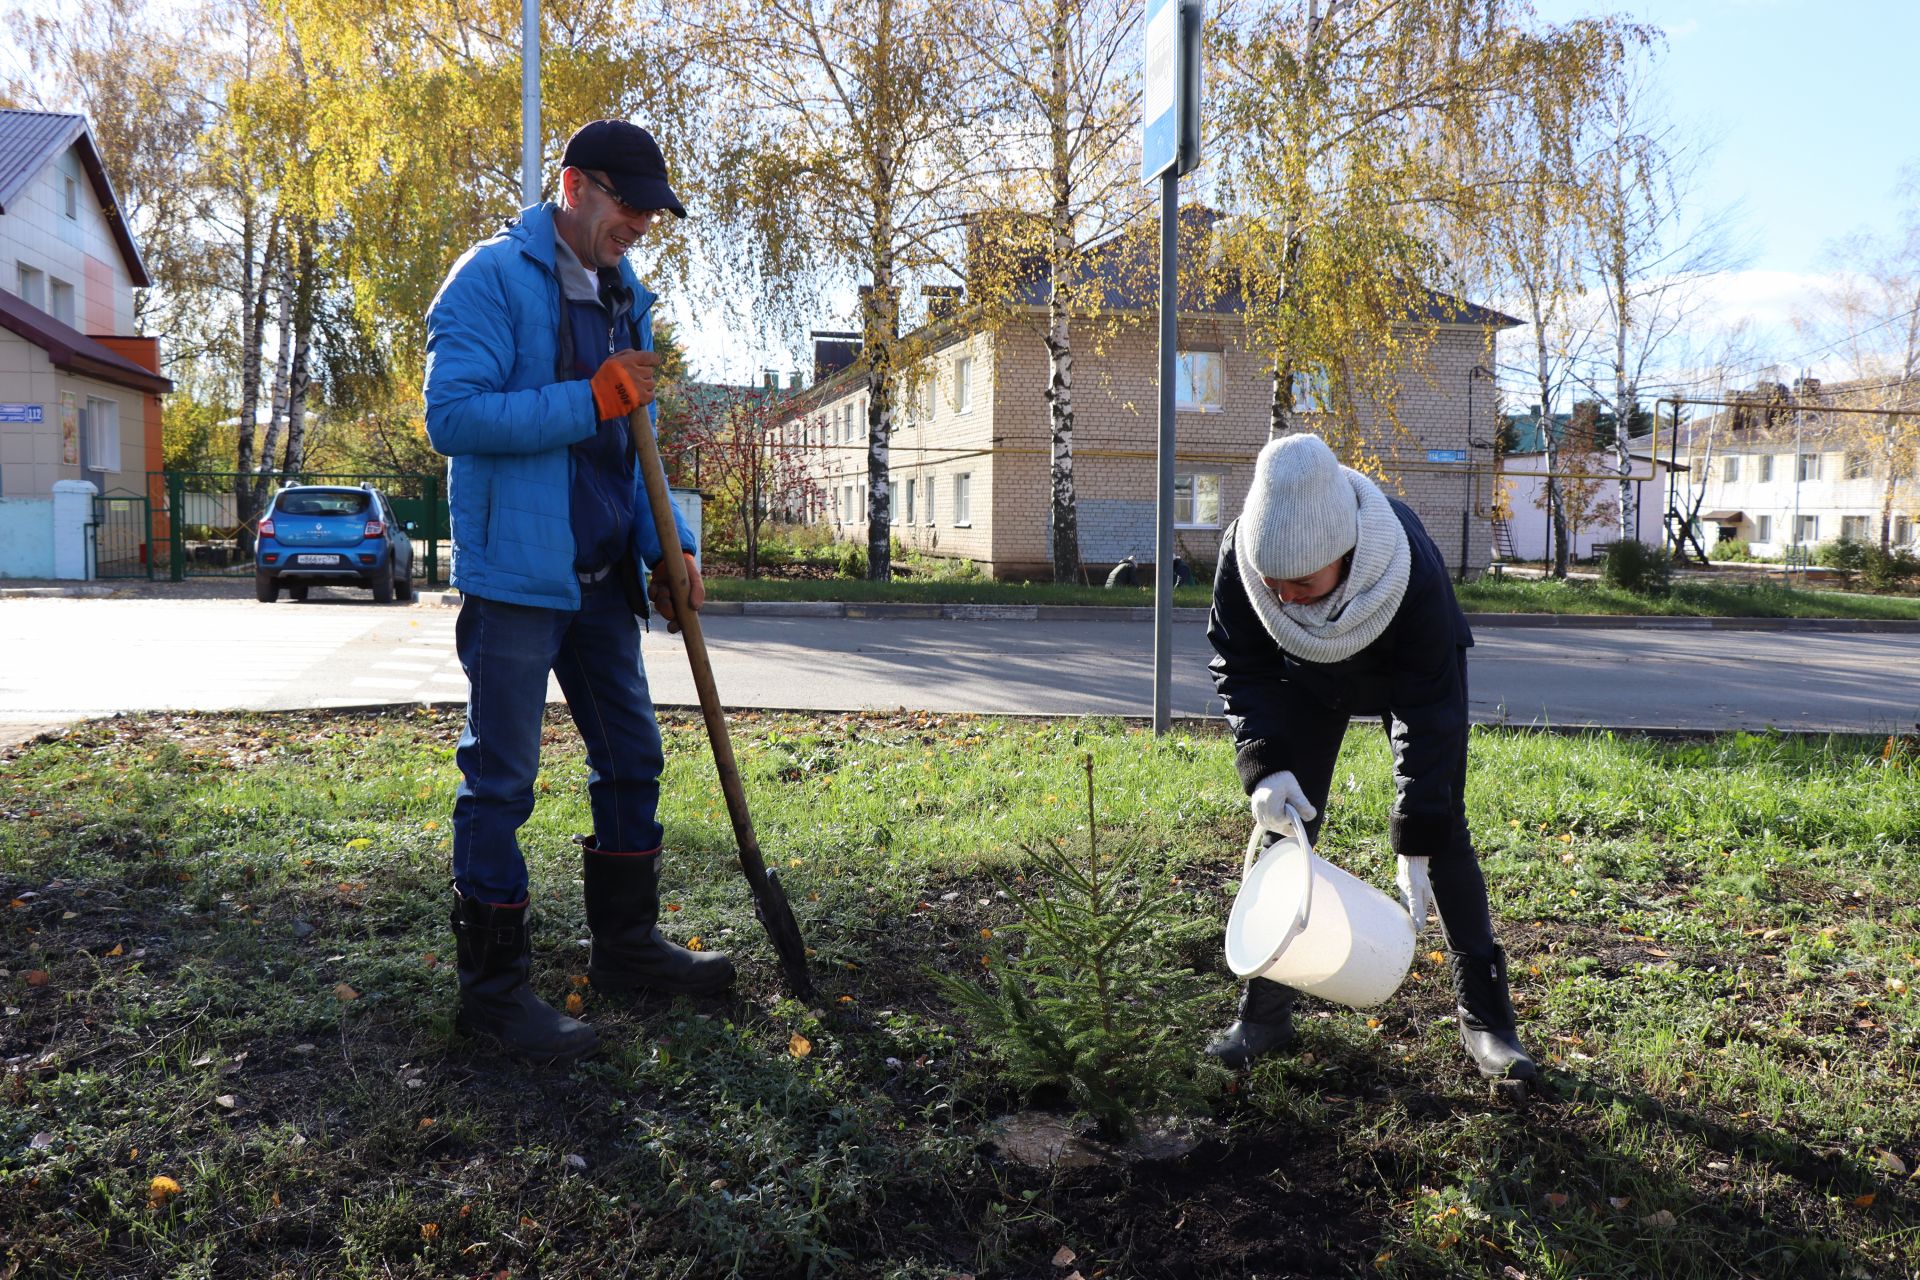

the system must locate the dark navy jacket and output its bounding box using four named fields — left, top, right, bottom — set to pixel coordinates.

left=1207, top=499, right=1473, bottom=859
